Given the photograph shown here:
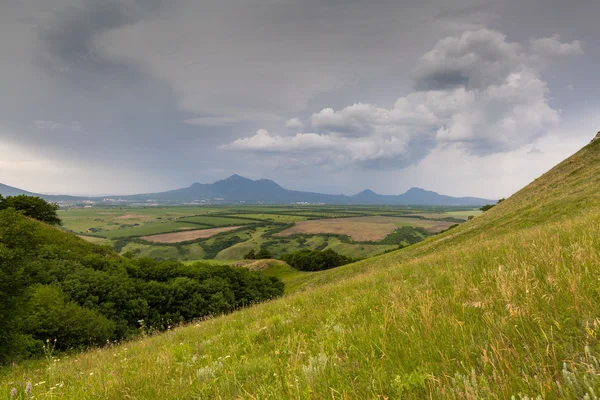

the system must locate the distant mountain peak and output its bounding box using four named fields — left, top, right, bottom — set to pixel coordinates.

left=220, top=174, right=253, bottom=183
left=1, top=177, right=493, bottom=206
left=405, top=187, right=430, bottom=193
left=355, top=189, right=378, bottom=196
